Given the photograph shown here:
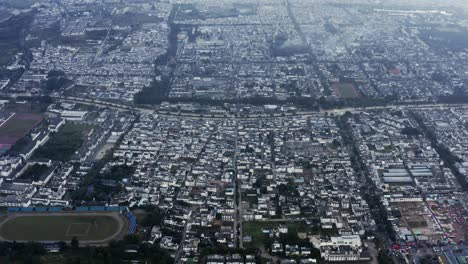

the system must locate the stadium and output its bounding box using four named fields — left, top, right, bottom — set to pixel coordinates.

left=0, top=206, right=136, bottom=245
